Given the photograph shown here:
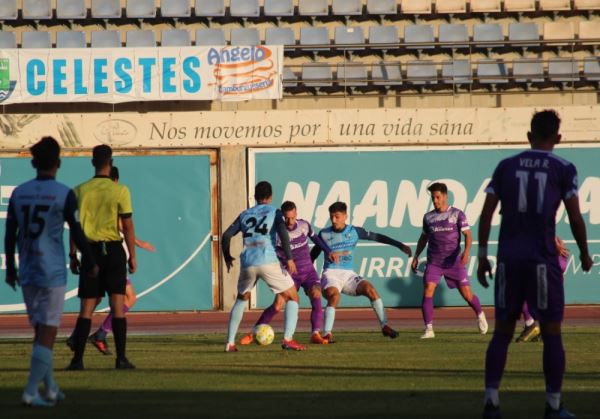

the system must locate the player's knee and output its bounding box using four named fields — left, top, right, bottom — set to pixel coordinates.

left=308, top=286, right=322, bottom=300
left=423, top=284, right=436, bottom=298
left=238, top=292, right=251, bottom=301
